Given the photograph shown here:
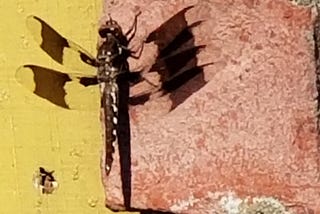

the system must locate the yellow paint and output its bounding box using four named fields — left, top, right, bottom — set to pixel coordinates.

left=0, top=0, right=134, bottom=213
